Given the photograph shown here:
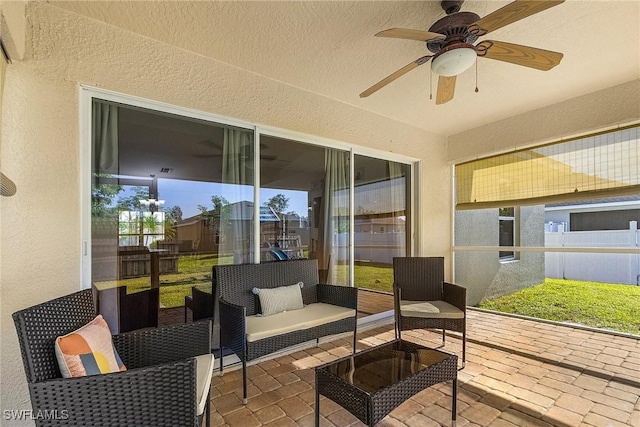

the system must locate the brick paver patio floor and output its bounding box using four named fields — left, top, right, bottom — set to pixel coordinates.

left=163, top=308, right=640, bottom=426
